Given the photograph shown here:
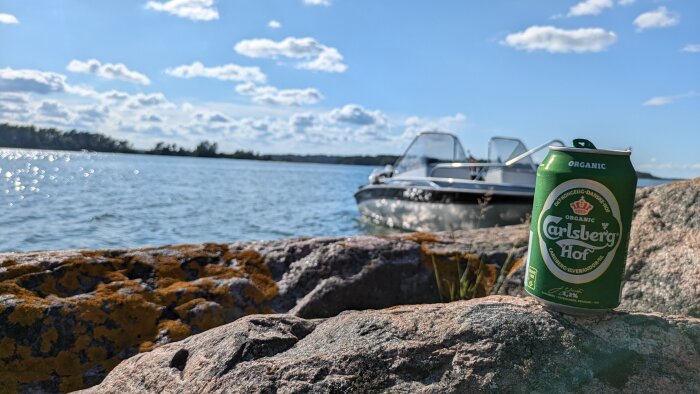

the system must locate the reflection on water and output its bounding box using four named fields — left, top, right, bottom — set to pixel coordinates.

left=0, top=149, right=372, bottom=252
left=0, top=148, right=680, bottom=252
